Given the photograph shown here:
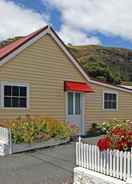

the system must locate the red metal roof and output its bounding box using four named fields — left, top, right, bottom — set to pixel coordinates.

left=64, top=81, right=94, bottom=93
left=0, top=26, right=48, bottom=60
